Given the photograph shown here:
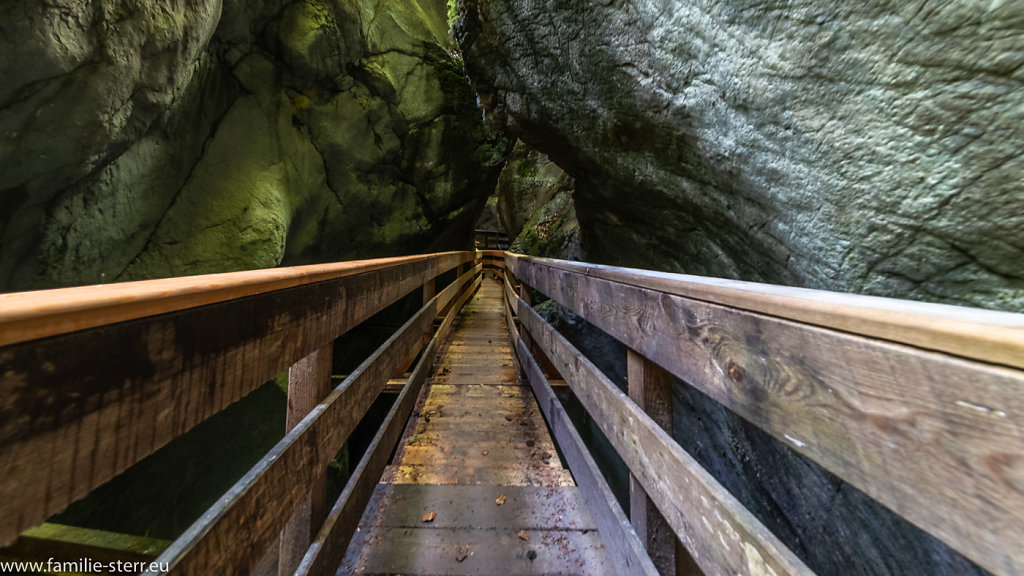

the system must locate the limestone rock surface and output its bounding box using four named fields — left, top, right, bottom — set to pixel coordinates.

left=0, top=0, right=508, bottom=289
left=456, top=1, right=1016, bottom=574
left=458, top=0, right=1024, bottom=311
left=496, top=142, right=580, bottom=259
